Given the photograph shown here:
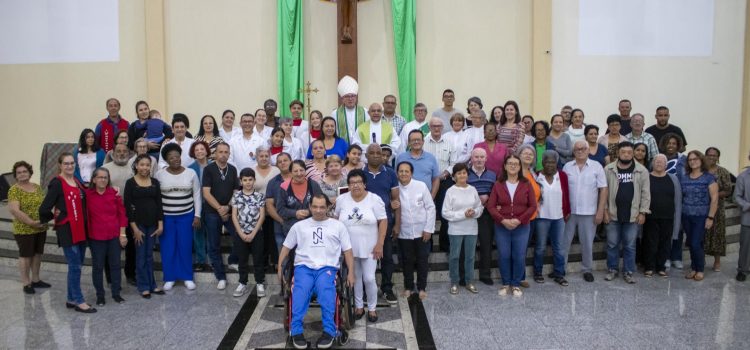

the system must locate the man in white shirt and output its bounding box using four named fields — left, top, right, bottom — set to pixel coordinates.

left=399, top=103, right=430, bottom=152
left=353, top=103, right=401, bottom=151
left=562, top=140, right=608, bottom=283
left=229, top=114, right=265, bottom=171
left=289, top=100, right=310, bottom=147
left=159, top=118, right=195, bottom=168
left=423, top=117, right=458, bottom=251
left=277, top=194, right=355, bottom=349
left=431, top=89, right=461, bottom=133
left=331, top=75, right=369, bottom=144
